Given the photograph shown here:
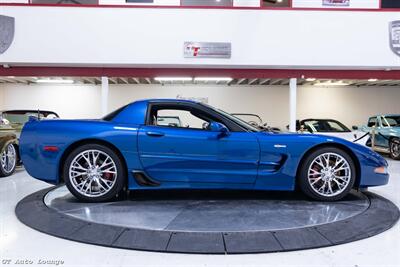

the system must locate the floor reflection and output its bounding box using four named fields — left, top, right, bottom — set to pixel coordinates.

left=45, top=186, right=369, bottom=232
